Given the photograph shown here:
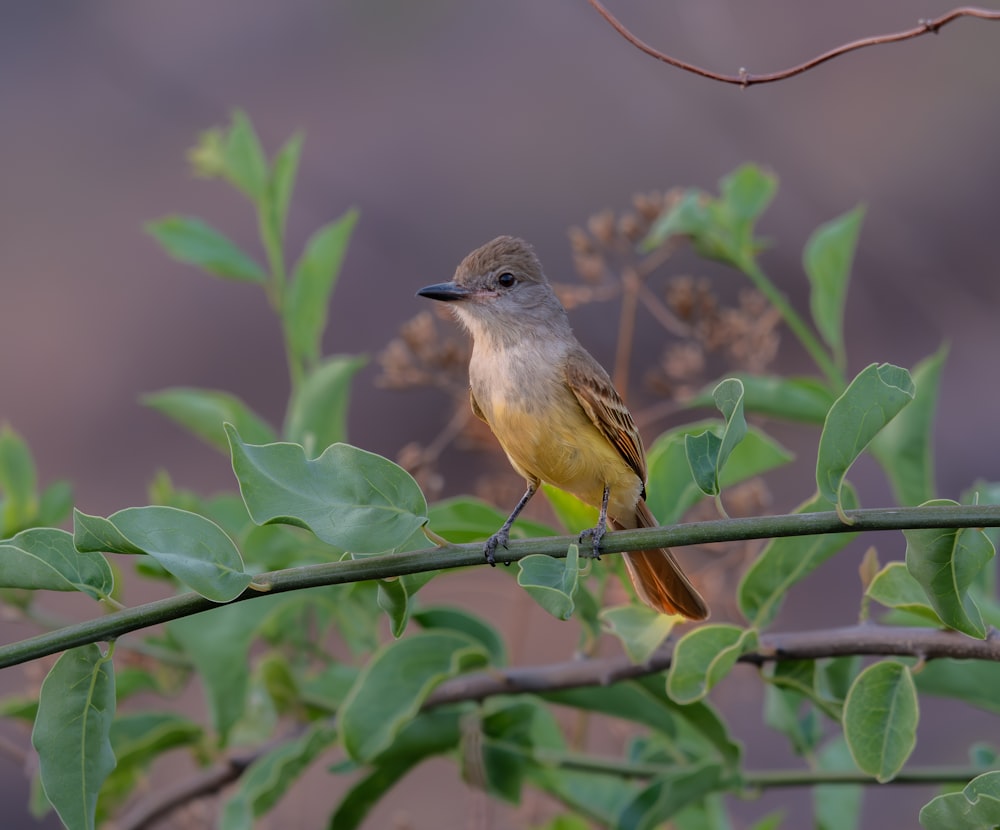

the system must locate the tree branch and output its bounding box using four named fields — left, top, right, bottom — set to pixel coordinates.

left=587, top=1, right=1000, bottom=86
left=2, top=504, right=999, bottom=670
left=114, top=623, right=1000, bottom=828
left=427, top=624, right=1000, bottom=706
